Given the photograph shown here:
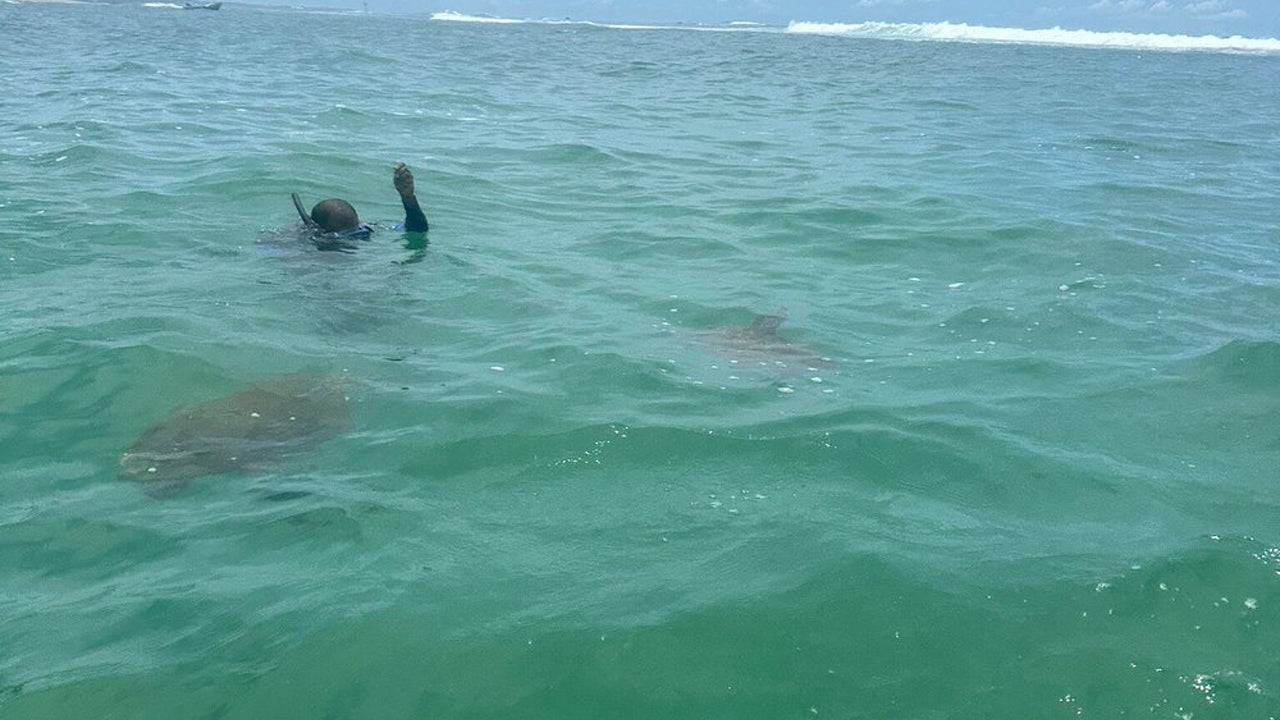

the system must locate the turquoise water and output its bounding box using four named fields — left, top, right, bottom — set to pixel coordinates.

left=2, top=4, right=1279, bottom=718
